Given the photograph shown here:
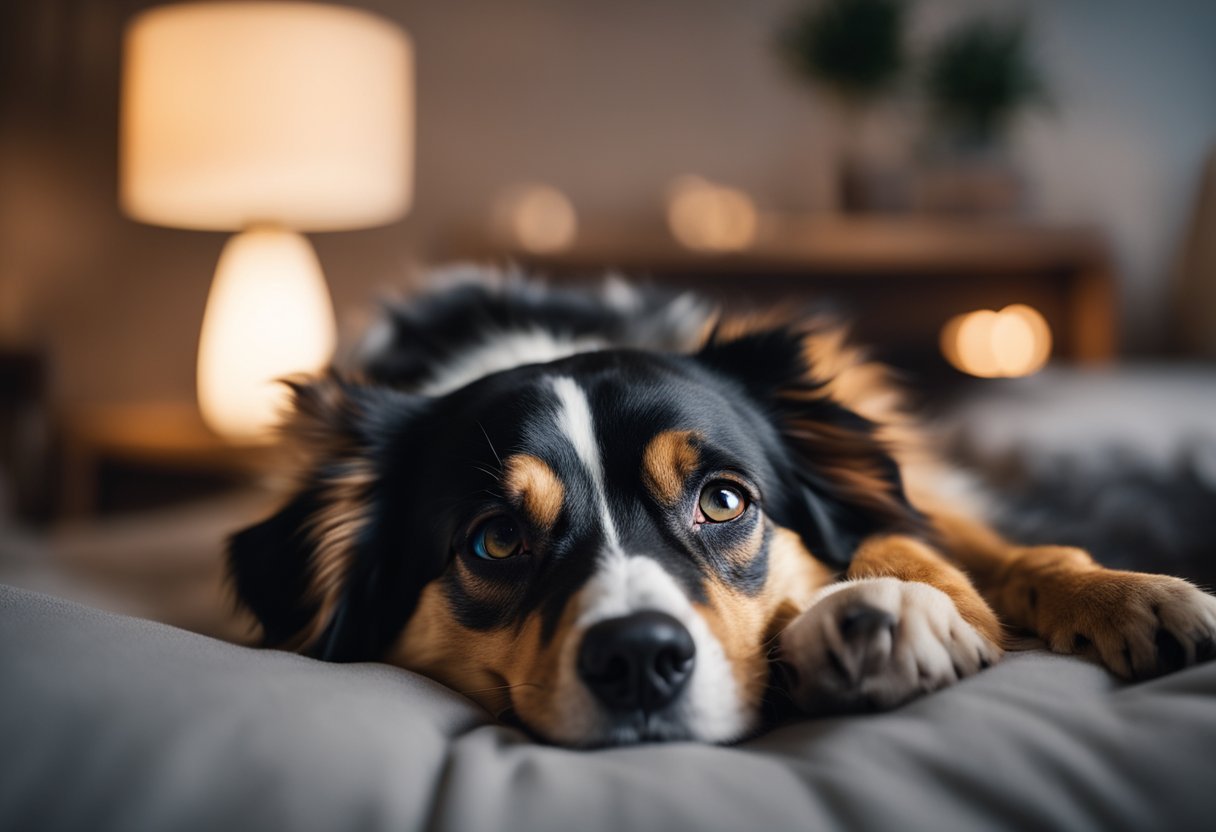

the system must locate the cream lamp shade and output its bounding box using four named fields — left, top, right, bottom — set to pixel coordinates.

left=121, top=1, right=413, bottom=231
left=119, top=2, right=413, bottom=443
